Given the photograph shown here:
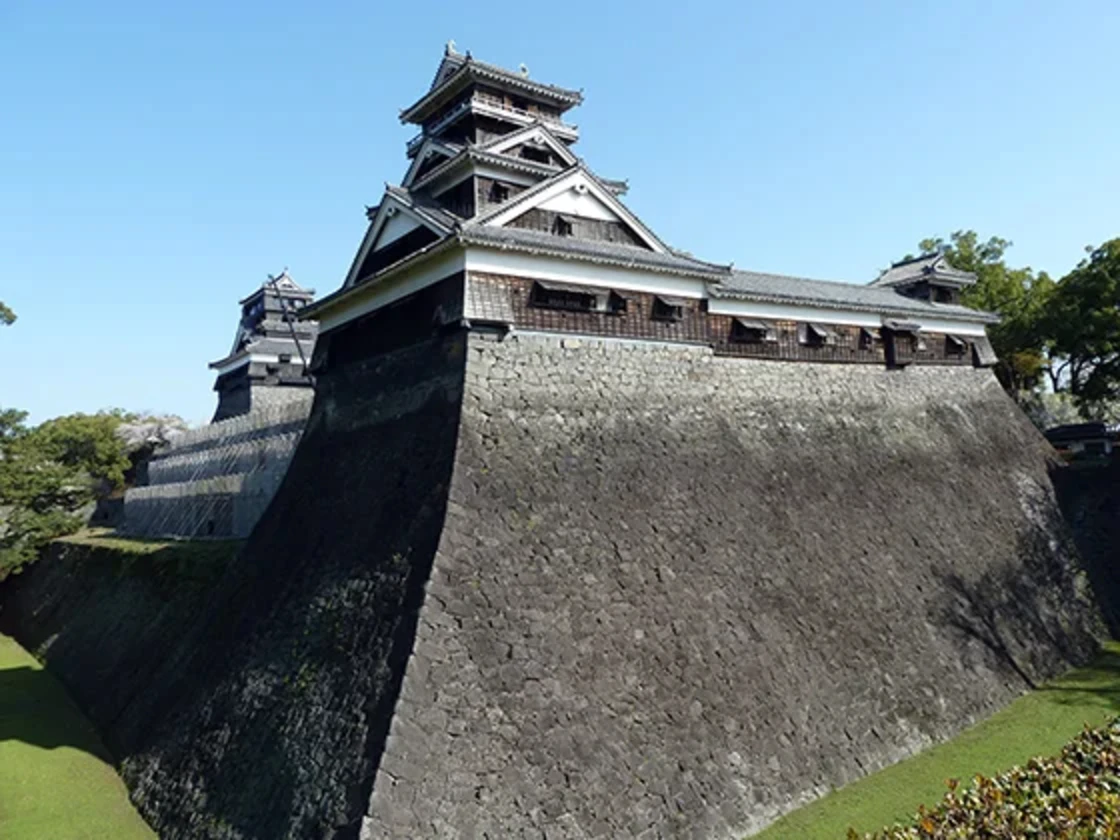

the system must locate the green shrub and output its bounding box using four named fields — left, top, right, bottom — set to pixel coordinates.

left=856, top=718, right=1120, bottom=838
